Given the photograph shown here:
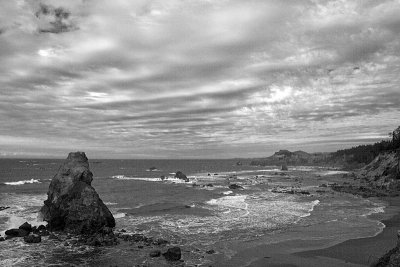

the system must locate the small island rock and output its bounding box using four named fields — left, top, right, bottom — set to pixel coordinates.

left=175, top=171, right=189, bottom=182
